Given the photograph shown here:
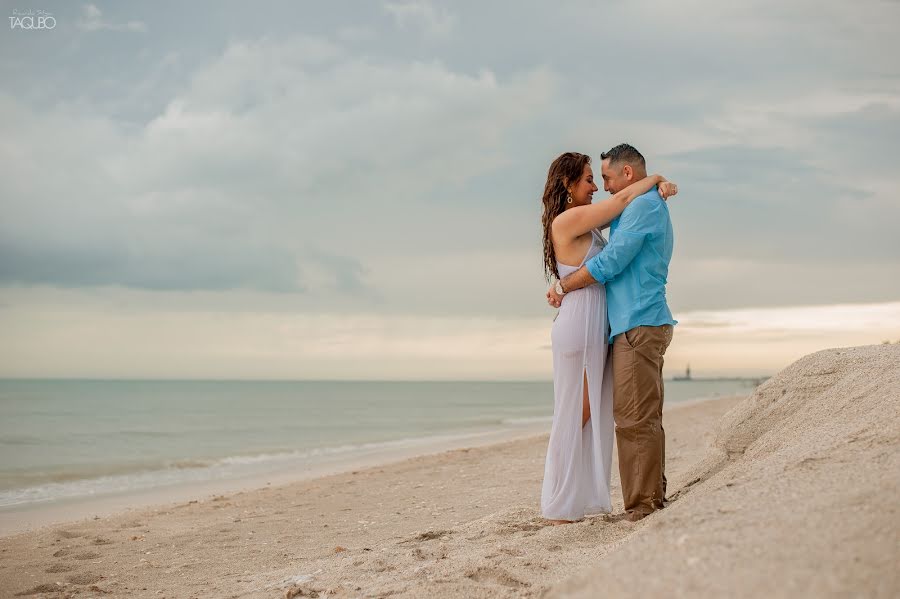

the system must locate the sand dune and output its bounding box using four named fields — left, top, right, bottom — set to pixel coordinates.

left=0, top=345, right=897, bottom=598
left=555, top=343, right=900, bottom=598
